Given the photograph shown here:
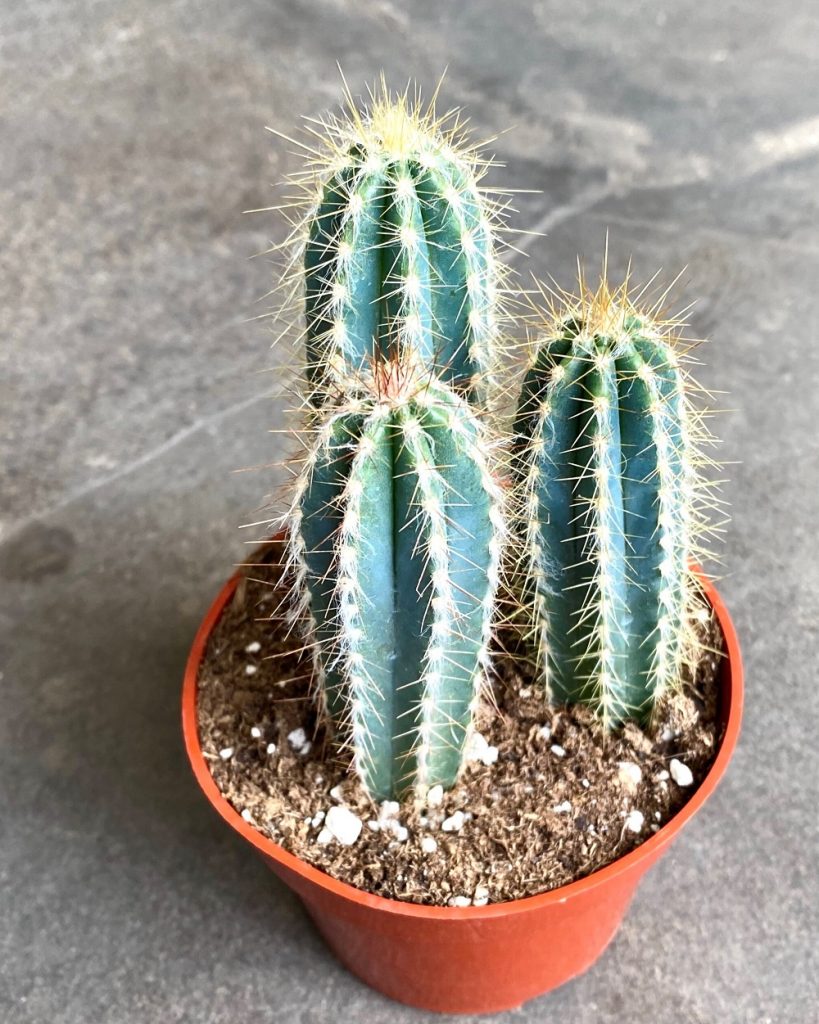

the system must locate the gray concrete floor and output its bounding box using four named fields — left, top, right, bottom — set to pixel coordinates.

left=2, top=1, right=817, bottom=1021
